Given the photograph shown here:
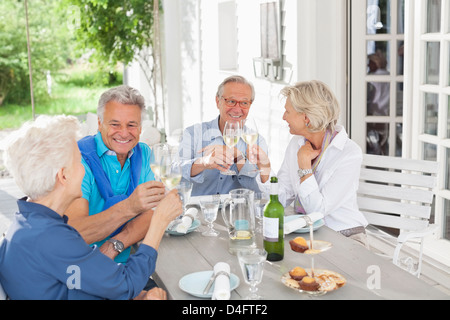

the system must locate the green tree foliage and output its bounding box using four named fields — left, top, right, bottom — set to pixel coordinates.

left=0, top=0, right=73, bottom=105
left=64, top=0, right=164, bottom=127
left=65, top=0, right=161, bottom=67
